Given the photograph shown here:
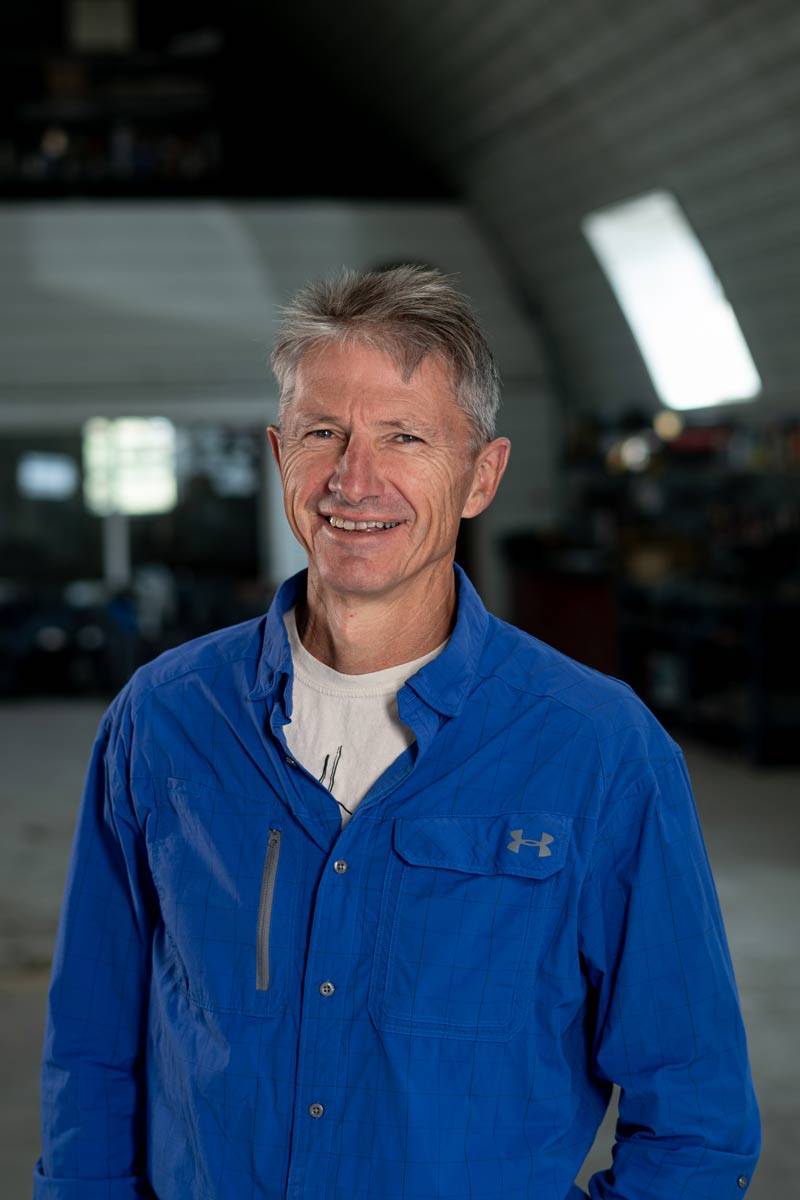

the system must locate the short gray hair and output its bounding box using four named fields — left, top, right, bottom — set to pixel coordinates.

left=270, top=266, right=501, bottom=445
